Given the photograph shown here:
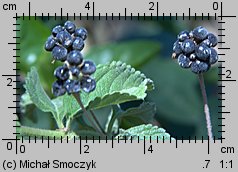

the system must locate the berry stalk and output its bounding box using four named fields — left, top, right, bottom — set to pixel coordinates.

left=72, top=93, right=105, bottom=136
left=198, top=74, right=213, bottom=140
left=89, top=110, right=106, bottom=135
